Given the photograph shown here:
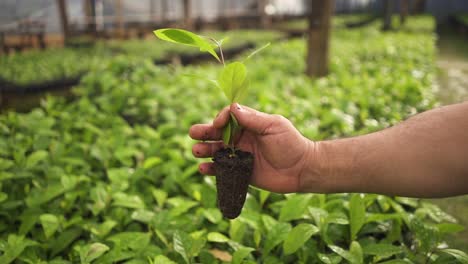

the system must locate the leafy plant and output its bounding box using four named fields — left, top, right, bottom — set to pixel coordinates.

left=154, top=28, right=269, bottom=151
